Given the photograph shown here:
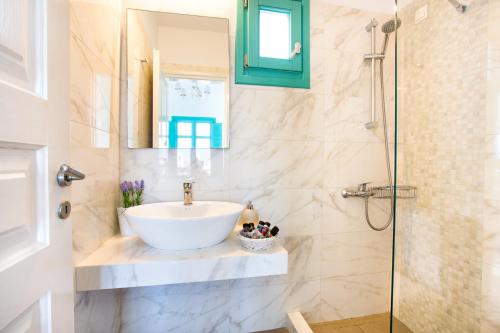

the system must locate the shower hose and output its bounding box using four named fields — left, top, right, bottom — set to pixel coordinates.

left=364, top=59, right=394, bottom=231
